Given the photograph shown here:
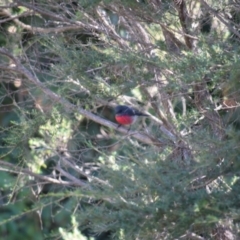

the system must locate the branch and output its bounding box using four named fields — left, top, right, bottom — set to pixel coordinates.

left=15, top=0, right=72, bottom=23
left=0, top=10, right=34, bottom=24
left=0, top=160, right=85, bottom=187
left=179, top=231, right=206, bottom=240
left=59, top=157, right=113, bottom=188
left=0, top=160, right=119, bottom=204
left=3, top=2, right=129, bottom=47
left=174, top=0, right=193, bottom=49
left=95, top=6, right=128, bottom=48
left=55, top=166, right=89, bottom=187
left=1, top=8, right=99, bottom=34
